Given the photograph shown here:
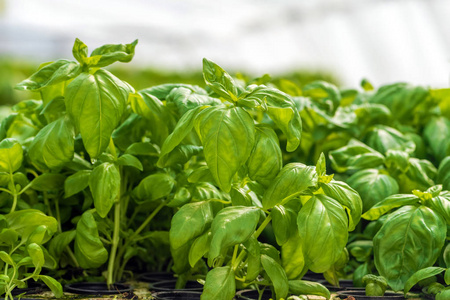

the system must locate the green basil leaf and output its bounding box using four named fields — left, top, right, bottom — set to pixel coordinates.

left=74, top=210, right=108, bottom=269
left=362, top=194, right=420, bottom=221
left=202, top=58, right=238, bottom=101
left=72, top=38, right=88, bottom=63
left=133, top=173, right=175, bottom=203
left=64, top=170, right=91, bottom=198
left=49, top=230, right=76, bottom=260
left=188, top=166, right=216, bottom=184
left=0, top=229, right=18, bottom=246
left=298, top=194, right=348, bottom=273
left=188, top=230, right=211, bottom=268
left=157, top=106, right=204, bottom=168
left=167, top=187, right=192, bottom=208
left=364, top=125, right=415, bottom=155
left=15, top=59, right=81, bottom=91
left=0, top=138, right=23, bottom=173
left=89, top=39, right=138, bottom=68
left=117, top=154, right=143, bottom=171
left=167, top=87, right=222, bottom=115
left=141, top=83, right=207, bottom=100
left=261, top=254, right=289, bottom=300
left=208, top=206, right=260, bottom=266
left=6, top=209, right=57, bottom=240
left=27, top=225, right=52, bottom=245
left=385, top=150, right=410, bottom=173
left=398, top=158, right=436, bottom=193
left=201, top=266, right=236, bottom=300
left=158, top=145, right=203, bottom=167
left=66, top=69, right=132, bottom=158
left=89, top=162, right=120, bottom=218
left=170, top=201, right=214, bottom=250
left=30, top=173, right=66, bottom=192
left=303, top=81, right=341, bottom=114
left=320, top=180, right=363, bottom=231
left=39, top=275, right=64, bottom=298
left=404, top=267, right=445, bottom=294
left=125, top=142, right=160, bottom=157
left=0, top=251, right=14, bottom=266
left=171, top=240, right=193, bottom=274
left=347, top=169, right=399, bottom=212
left=281, top=232, right=305, bottom=280
left=426, top=193, right=450, bottom=226
left=263, top=163, right=317, bottom=210
left=29, top=117, right=75, bottom=171
left=247, top=125, right=282, bottom=187
left=374, top=205, right=446, bottom=291
left=329, top=139, right=385, bottom=173
left=288, top=280, right=331, bottom=300
left=28, top=243, right=45, bottom=271
left=271, top=205, right=296, bottom=246
left=195, top=106, right=255, bottom=192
